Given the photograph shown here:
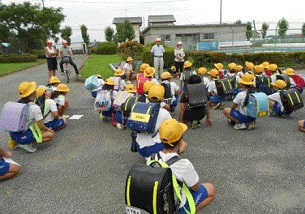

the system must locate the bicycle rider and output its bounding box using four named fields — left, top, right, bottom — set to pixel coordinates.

left=59, top=40, right=82, bottom=78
